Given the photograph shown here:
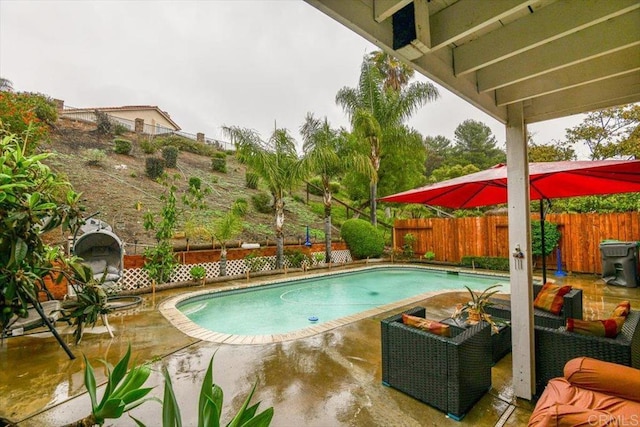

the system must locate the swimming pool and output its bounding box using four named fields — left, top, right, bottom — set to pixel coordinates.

left=160, top=266, right=509, bottom=344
